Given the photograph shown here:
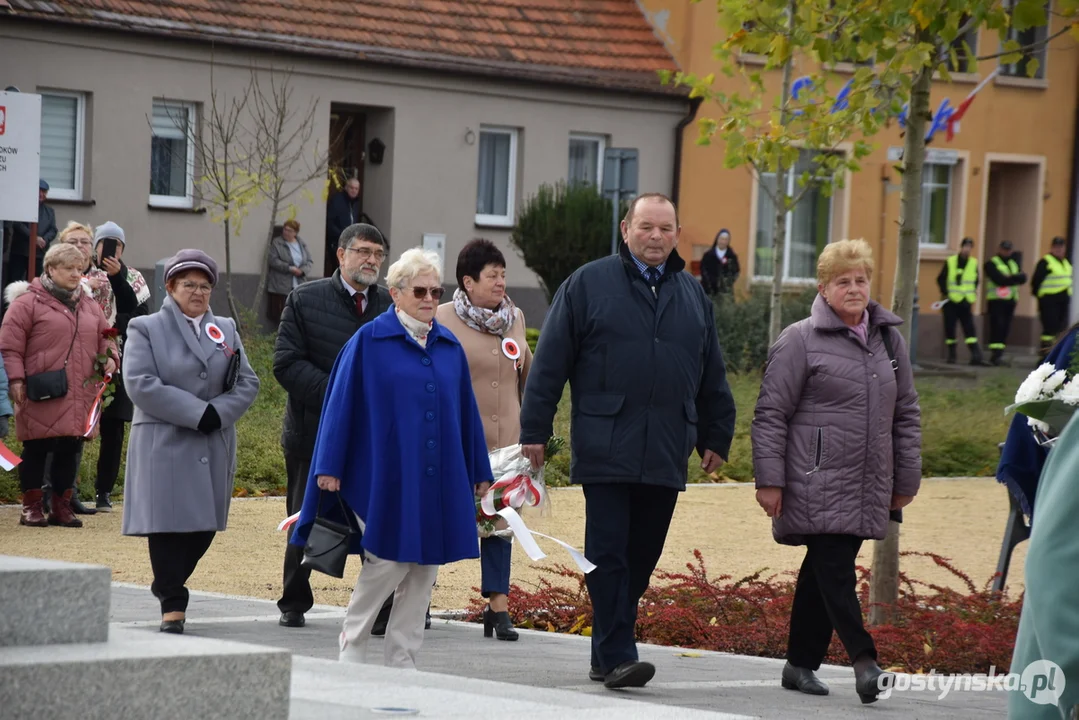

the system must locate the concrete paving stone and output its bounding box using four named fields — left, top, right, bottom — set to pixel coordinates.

left=0, top=627, right=291, bottom=720
left=0, top=554, right=110, bottom=647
